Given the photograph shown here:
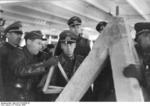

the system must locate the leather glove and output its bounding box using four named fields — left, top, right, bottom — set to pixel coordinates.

left=123, top=64, right=142, bottom=80
left=123, top=64, right=147, bottom=87
left=42, top=56, right=59, bottom=67
left=31, top=56, right=58, bottom=69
